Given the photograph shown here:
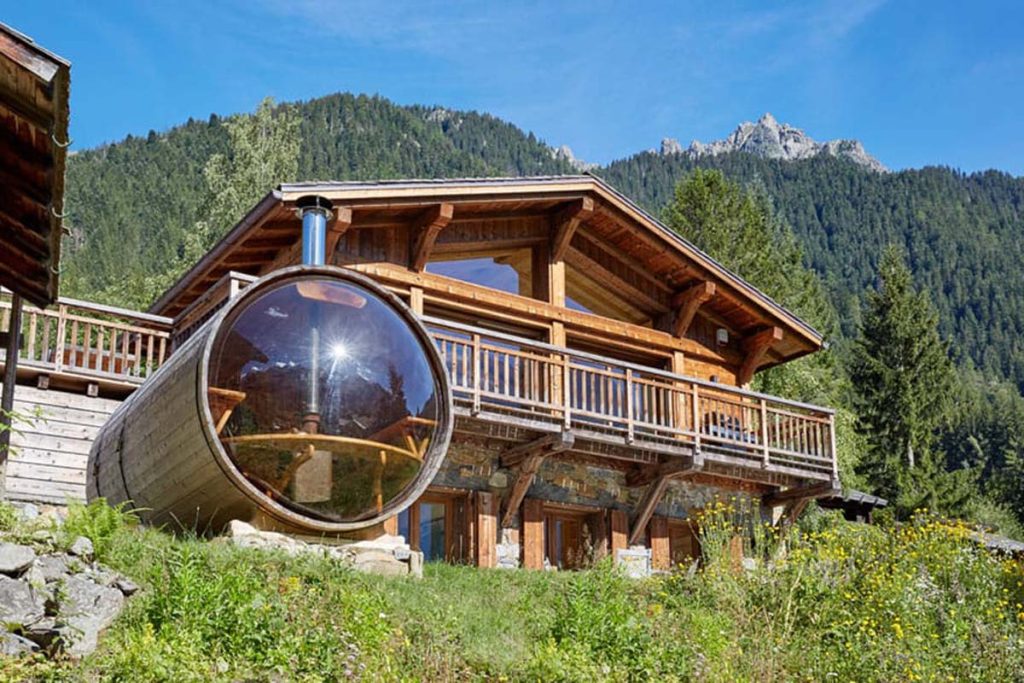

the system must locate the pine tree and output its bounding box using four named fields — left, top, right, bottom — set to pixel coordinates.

left=850, top=245, right=973, bottom=515
left=661, top=170, right=864, bottom=485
